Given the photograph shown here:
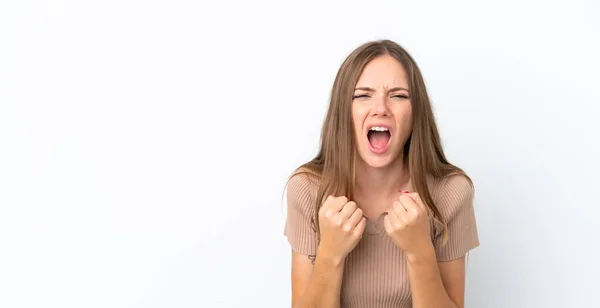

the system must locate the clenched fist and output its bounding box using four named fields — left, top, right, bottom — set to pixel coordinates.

left=317, top=196, right=366, bottom=262
left=383, top=192, right=433, bottom=259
